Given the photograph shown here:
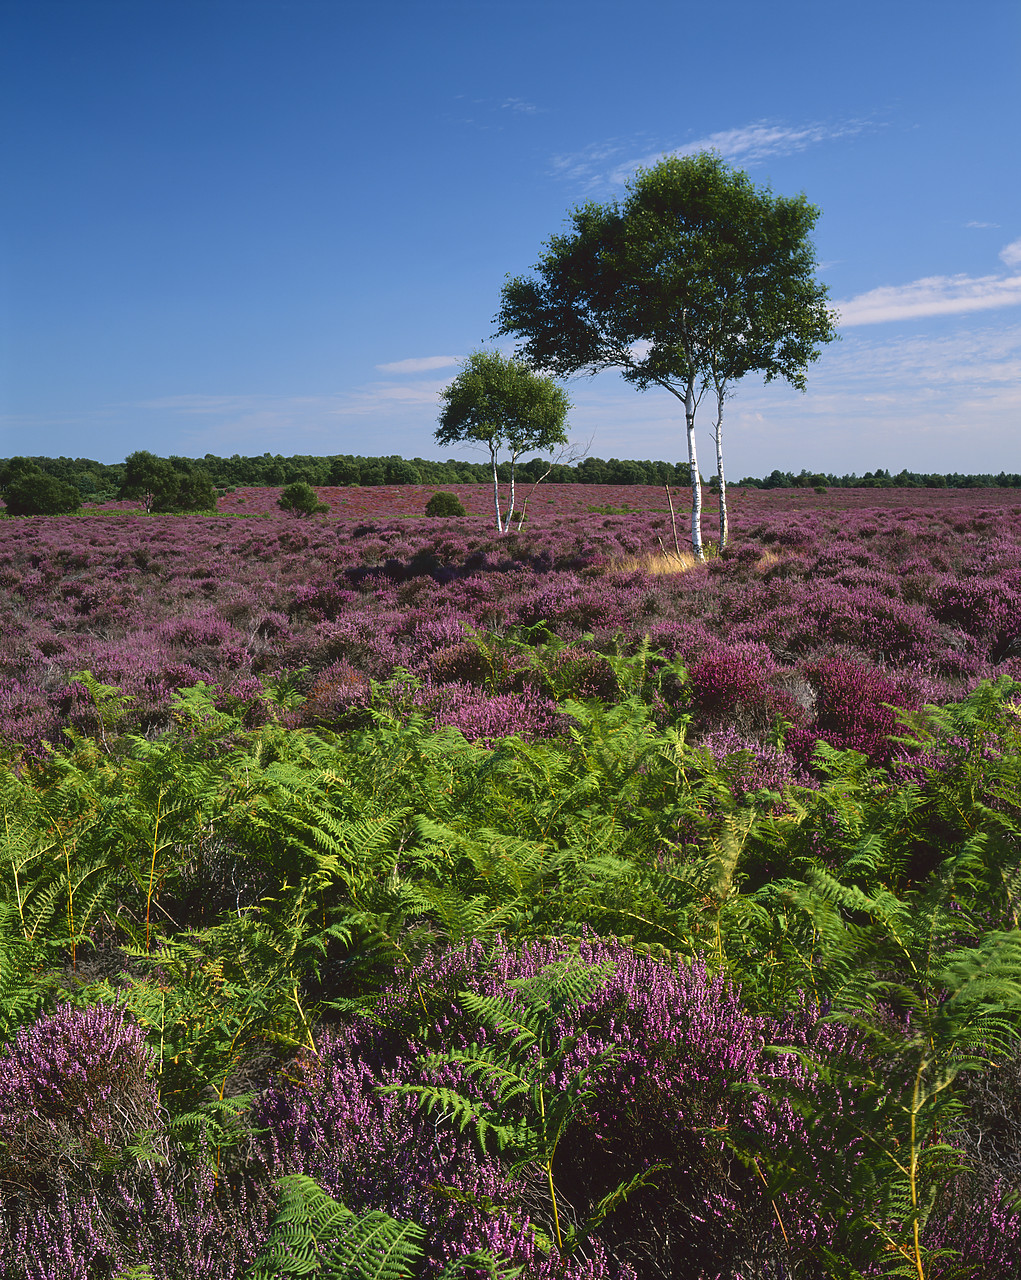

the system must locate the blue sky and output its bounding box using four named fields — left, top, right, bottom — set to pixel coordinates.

left=1, top=0, right=1018, bottom=477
